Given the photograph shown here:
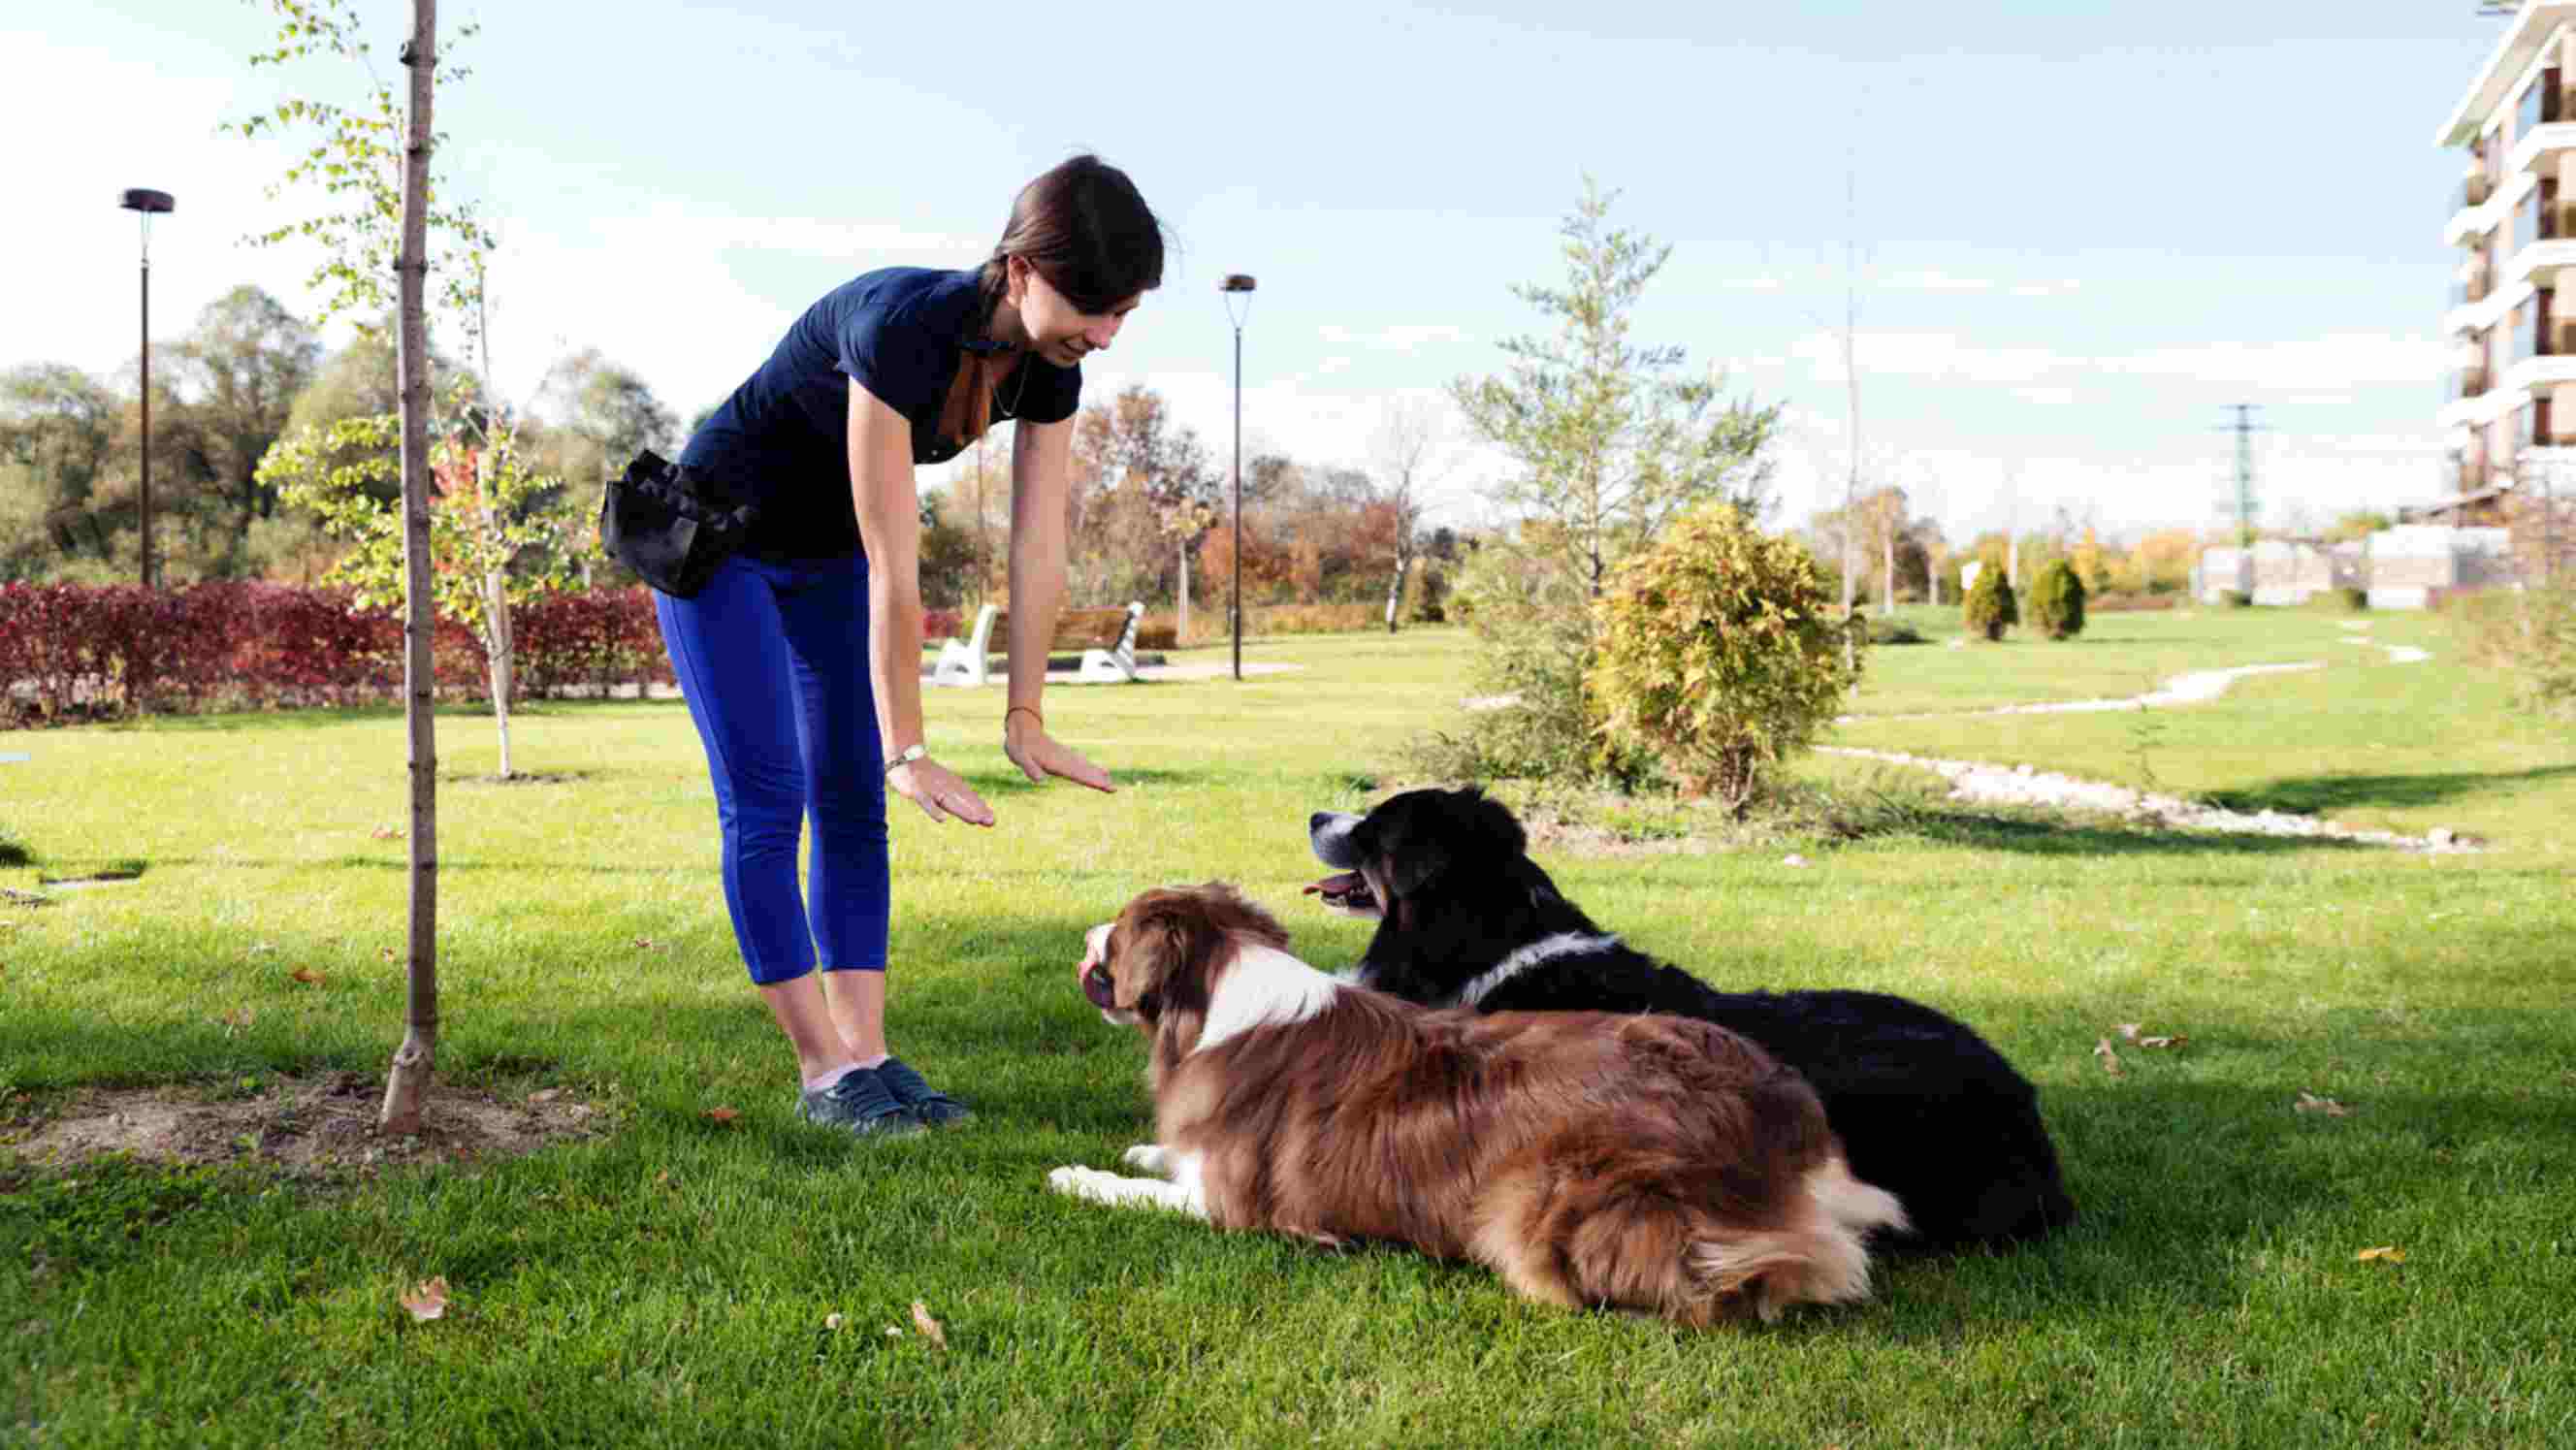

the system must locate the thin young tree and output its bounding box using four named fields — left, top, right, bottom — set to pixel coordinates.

left=1366, top=395, right=1449, bottom=632
left=230, top=0, right=473, bottom=1134
left=1442, top=176, right=1781, bottom=784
